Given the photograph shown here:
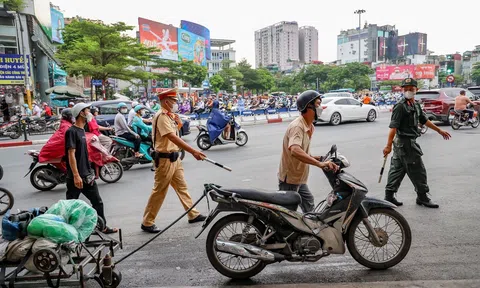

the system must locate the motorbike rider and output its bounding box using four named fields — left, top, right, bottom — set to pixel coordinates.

left=454, top=90, right=475, bottom=122
left=207, top=100, right=232, bottom=141
left=278, top=90, right=339, bottom=213
left=127, top=101, right=139, bottom=125
left=151, top=99, right=161, bottom=112
left=383, top=78, right=451, bottom=208
left=87, top=107, right=113, bottom=151
left=32, top=101, right=42, bottom=117
left=114, top=102, right=143, bottom=158
left=42, top=102, right=53, bottom=120
left=131, top=105, right=152, bottom=142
